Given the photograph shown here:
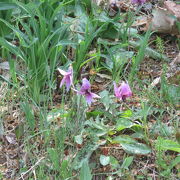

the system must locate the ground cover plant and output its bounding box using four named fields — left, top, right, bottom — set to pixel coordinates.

left=0, top=0, right=179, bottom=179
